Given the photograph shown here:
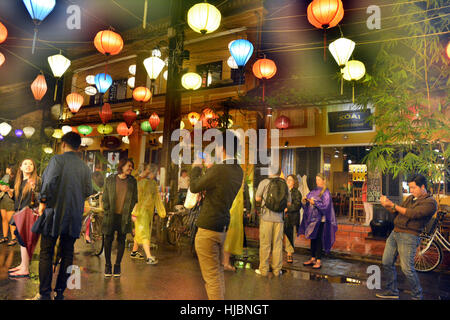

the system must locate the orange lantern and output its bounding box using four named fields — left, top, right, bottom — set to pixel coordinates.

left=253, top=58, right=277, bottom=80
left=149, top=113, right=160, bottom=131
left=201, top=108, right=218, bottom=128
left=0, top=52, right=5, bottom=67
left=446, top=41, right=450, bottom=60
left=66, top=92, right=84, bottom=114
left=0, top=22, right=7, bottom=44
left=132, top=87, right=152, bottom=102
left=117, top=122, right=133, bottom=136
left=94, top=30, right=124, bottom=56
left=31, top=74, right=47, bottom=101
left=188, top=112, right=201, bottom=126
